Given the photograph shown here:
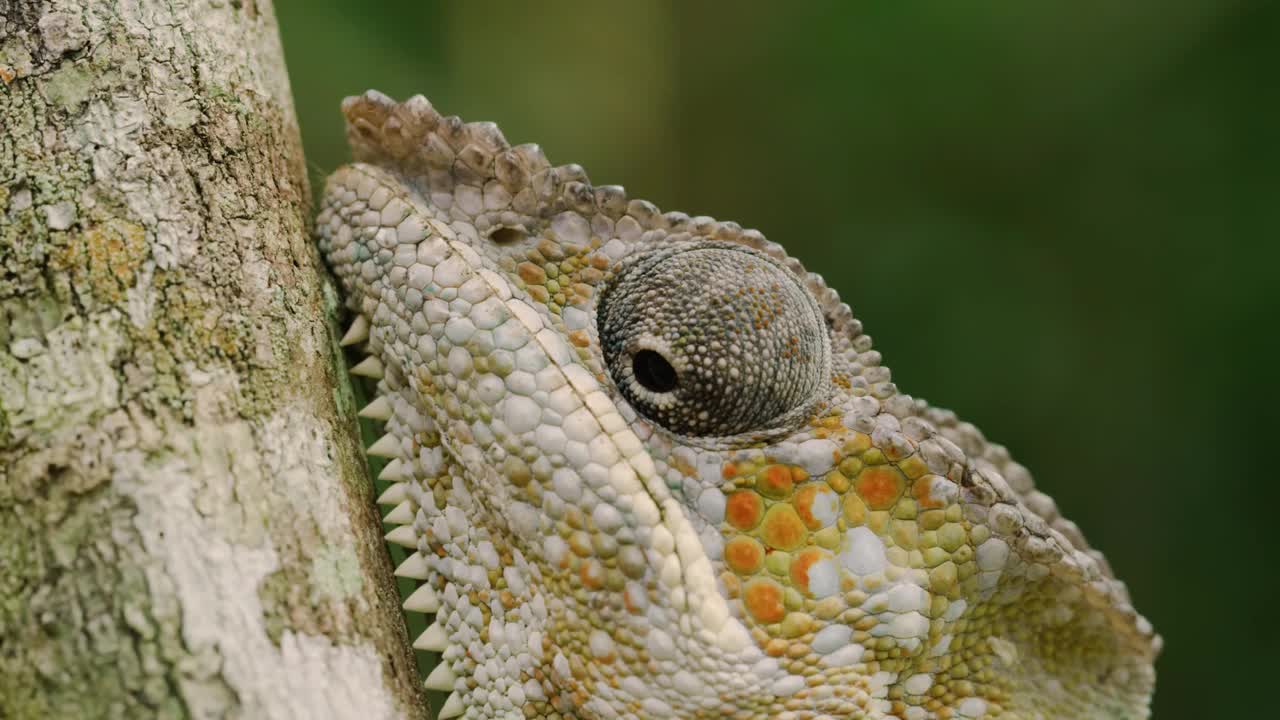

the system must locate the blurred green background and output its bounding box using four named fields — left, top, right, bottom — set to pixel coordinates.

left=276, top=2, right=1278, bottom=717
